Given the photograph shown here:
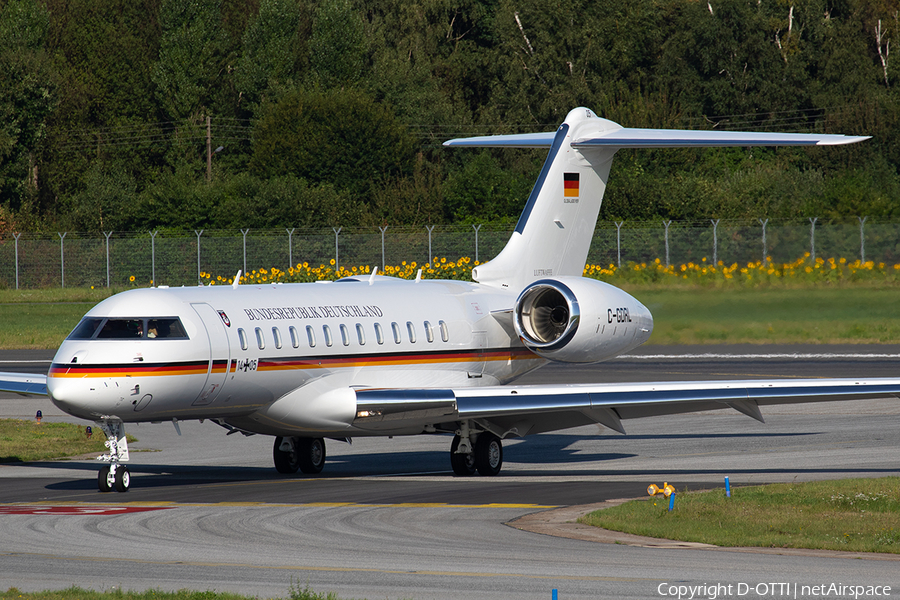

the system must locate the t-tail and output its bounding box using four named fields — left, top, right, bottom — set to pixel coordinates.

left=444, top=107, right=869, bottom=291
